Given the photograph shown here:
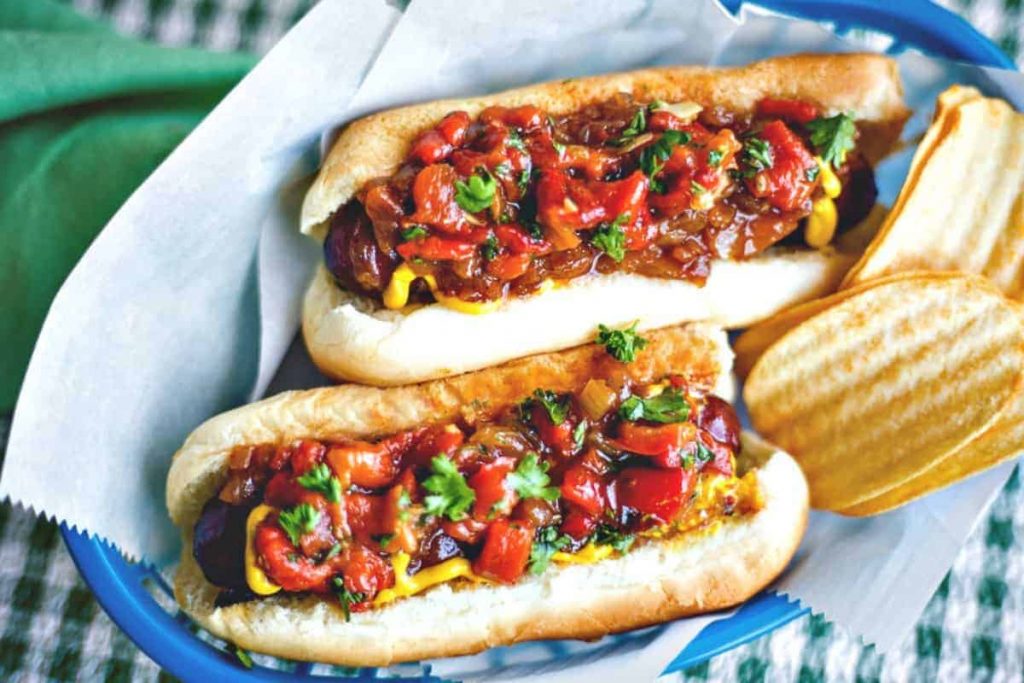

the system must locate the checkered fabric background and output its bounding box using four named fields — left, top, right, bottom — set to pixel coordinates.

left=0, top=0, right=1021, bottom=681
